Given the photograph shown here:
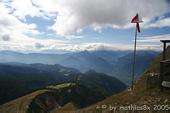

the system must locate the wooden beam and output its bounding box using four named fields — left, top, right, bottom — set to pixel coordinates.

left=163, top=42, right=166, bottom=60
left=160, top=40, right=170, bottom=43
